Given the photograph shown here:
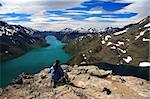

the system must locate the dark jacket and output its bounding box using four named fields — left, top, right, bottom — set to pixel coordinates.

left=50, top=65, right=64, bottom=82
